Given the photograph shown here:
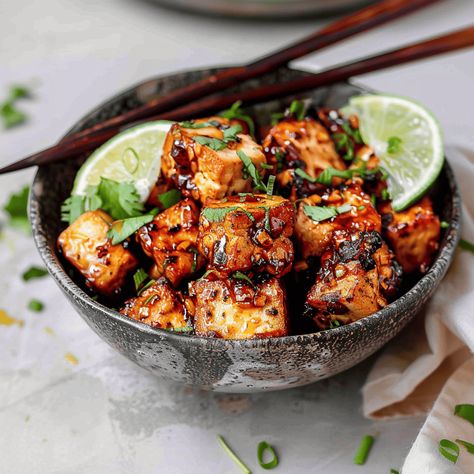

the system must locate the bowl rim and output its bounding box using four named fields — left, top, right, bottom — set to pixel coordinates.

left=29, top=68, right=463, bottom=348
